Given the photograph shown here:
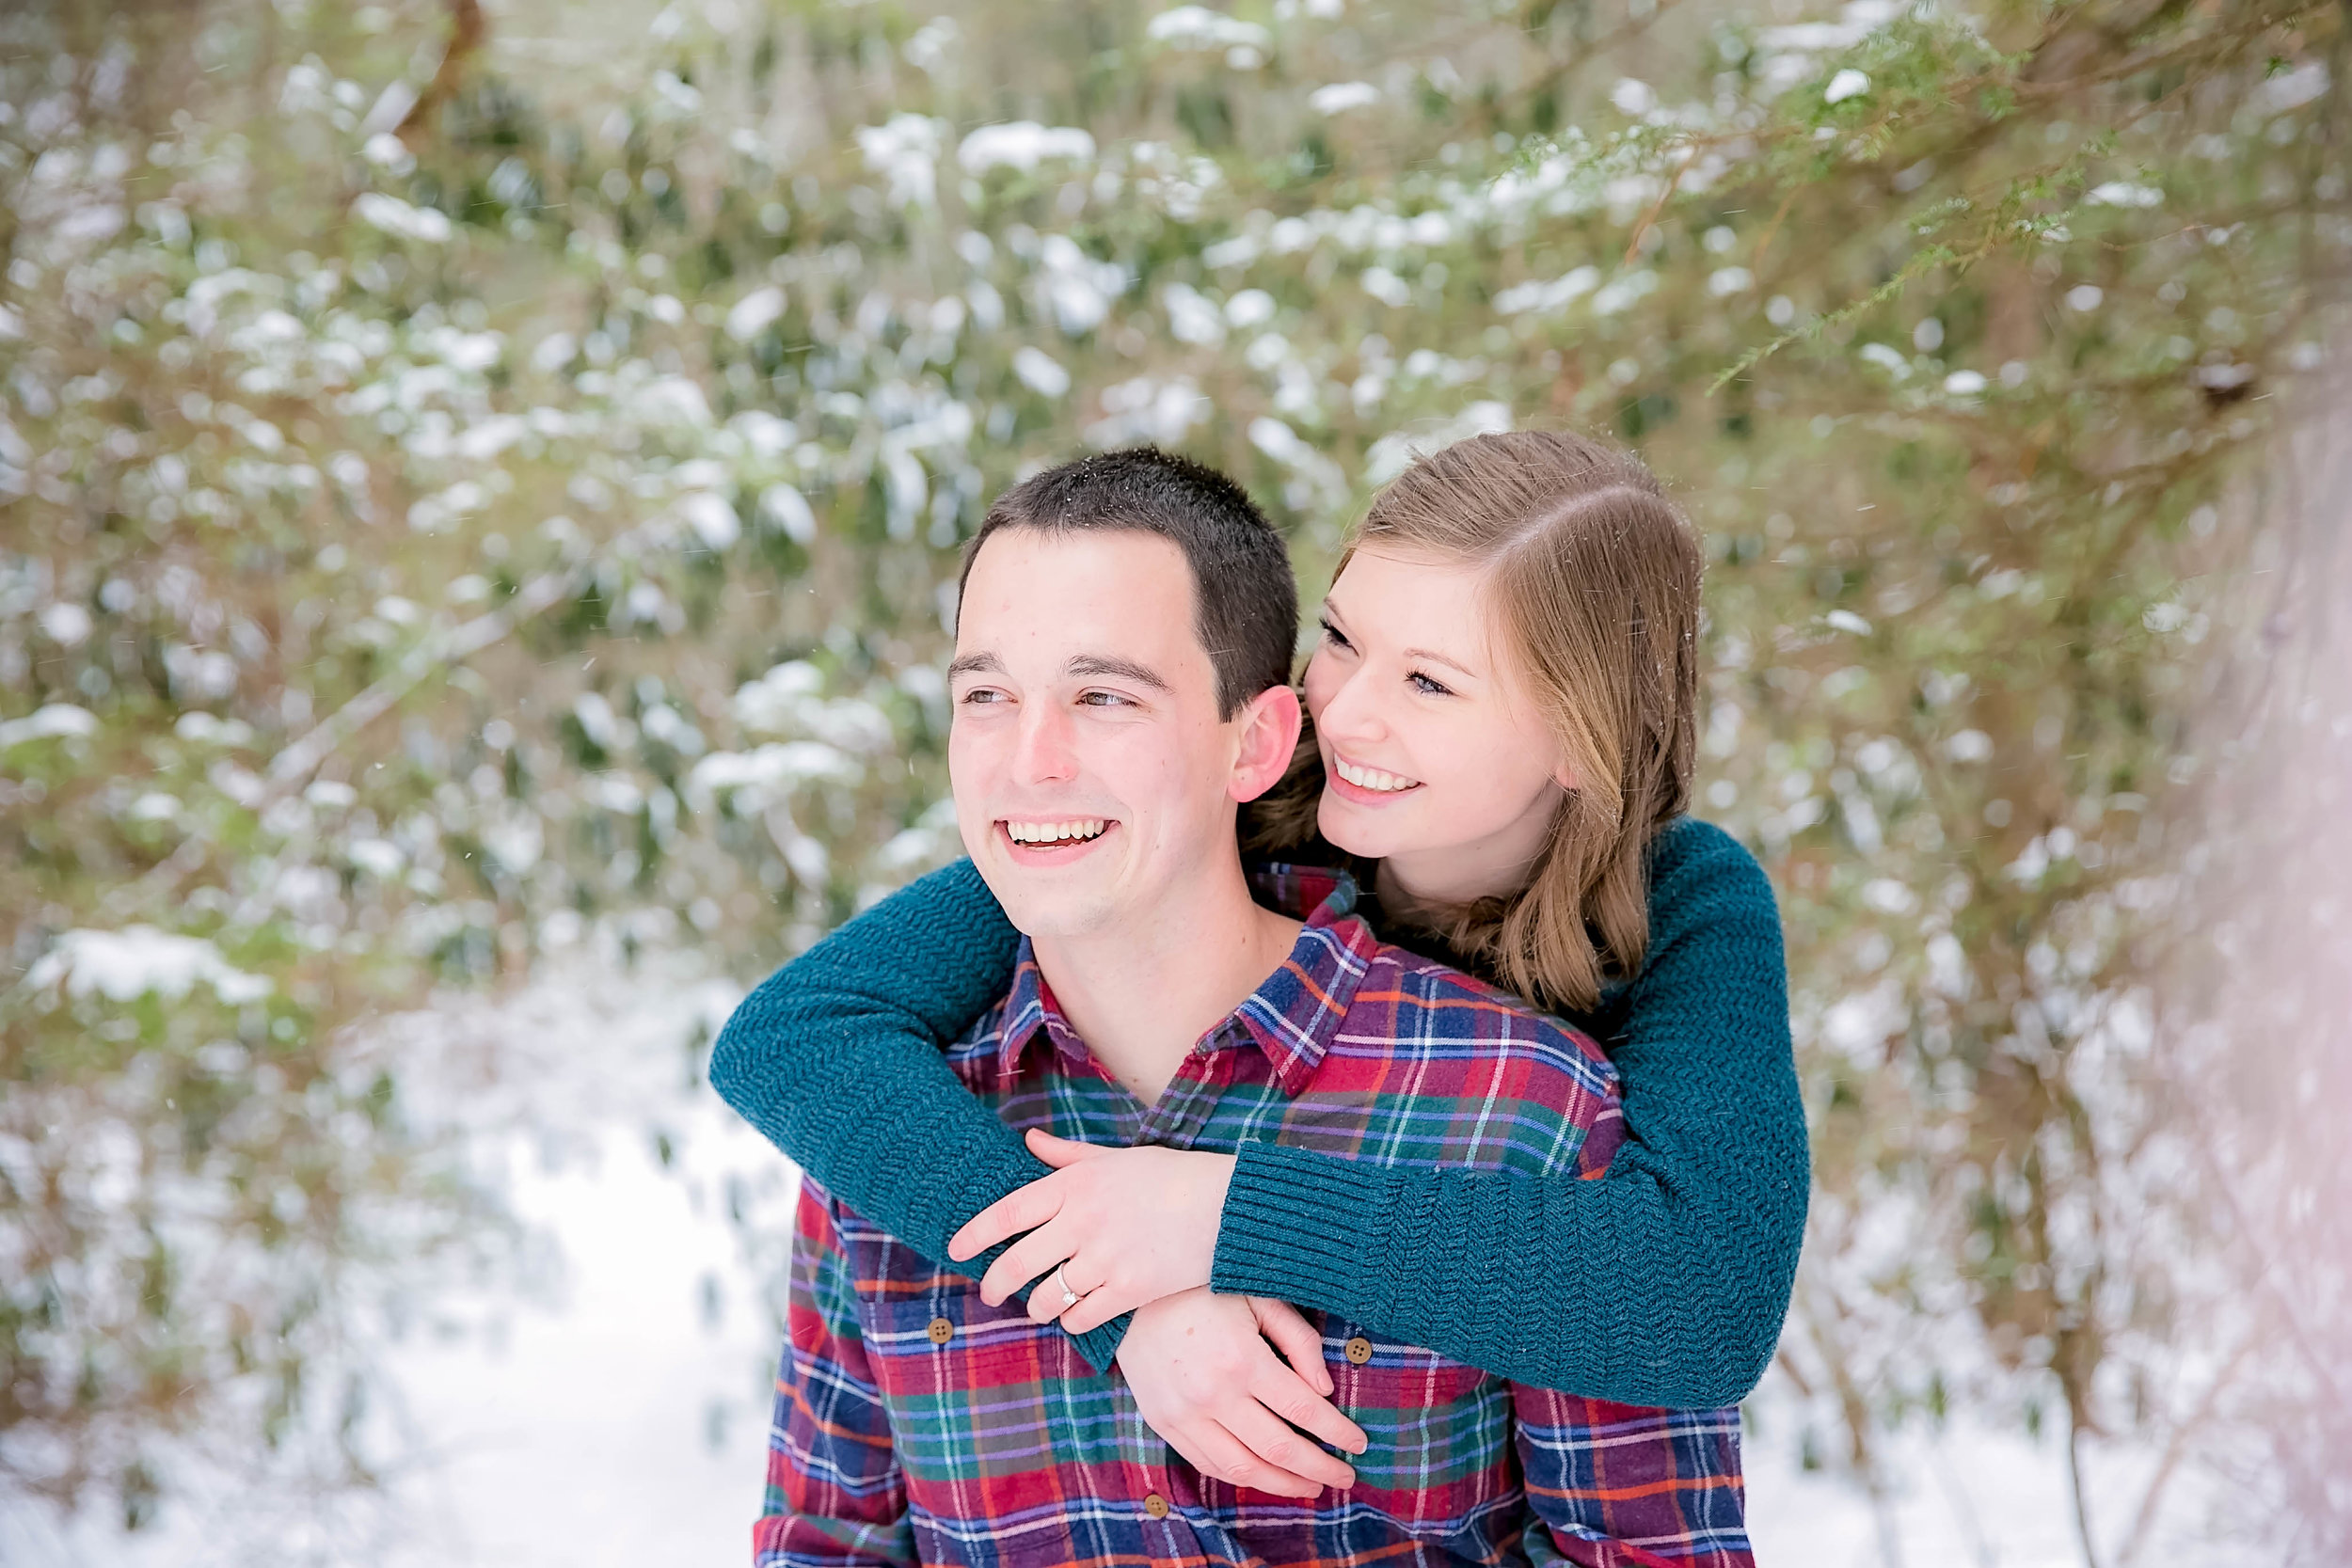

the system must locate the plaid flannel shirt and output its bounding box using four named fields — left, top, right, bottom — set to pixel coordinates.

left=756, top=866, right=1750, bottom=1568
